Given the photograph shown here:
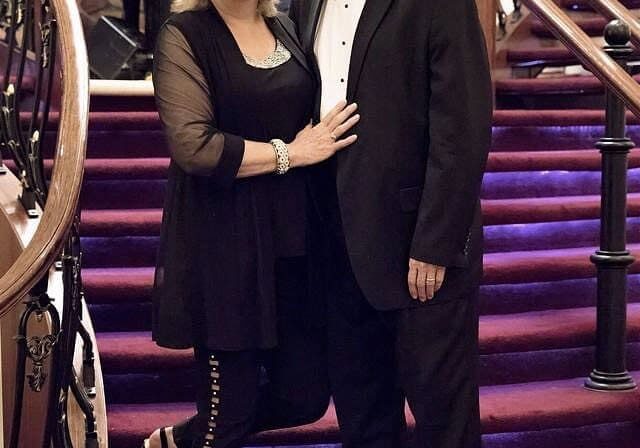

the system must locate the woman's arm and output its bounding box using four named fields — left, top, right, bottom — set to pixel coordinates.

left=153, top=24, right=358, bottom=185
